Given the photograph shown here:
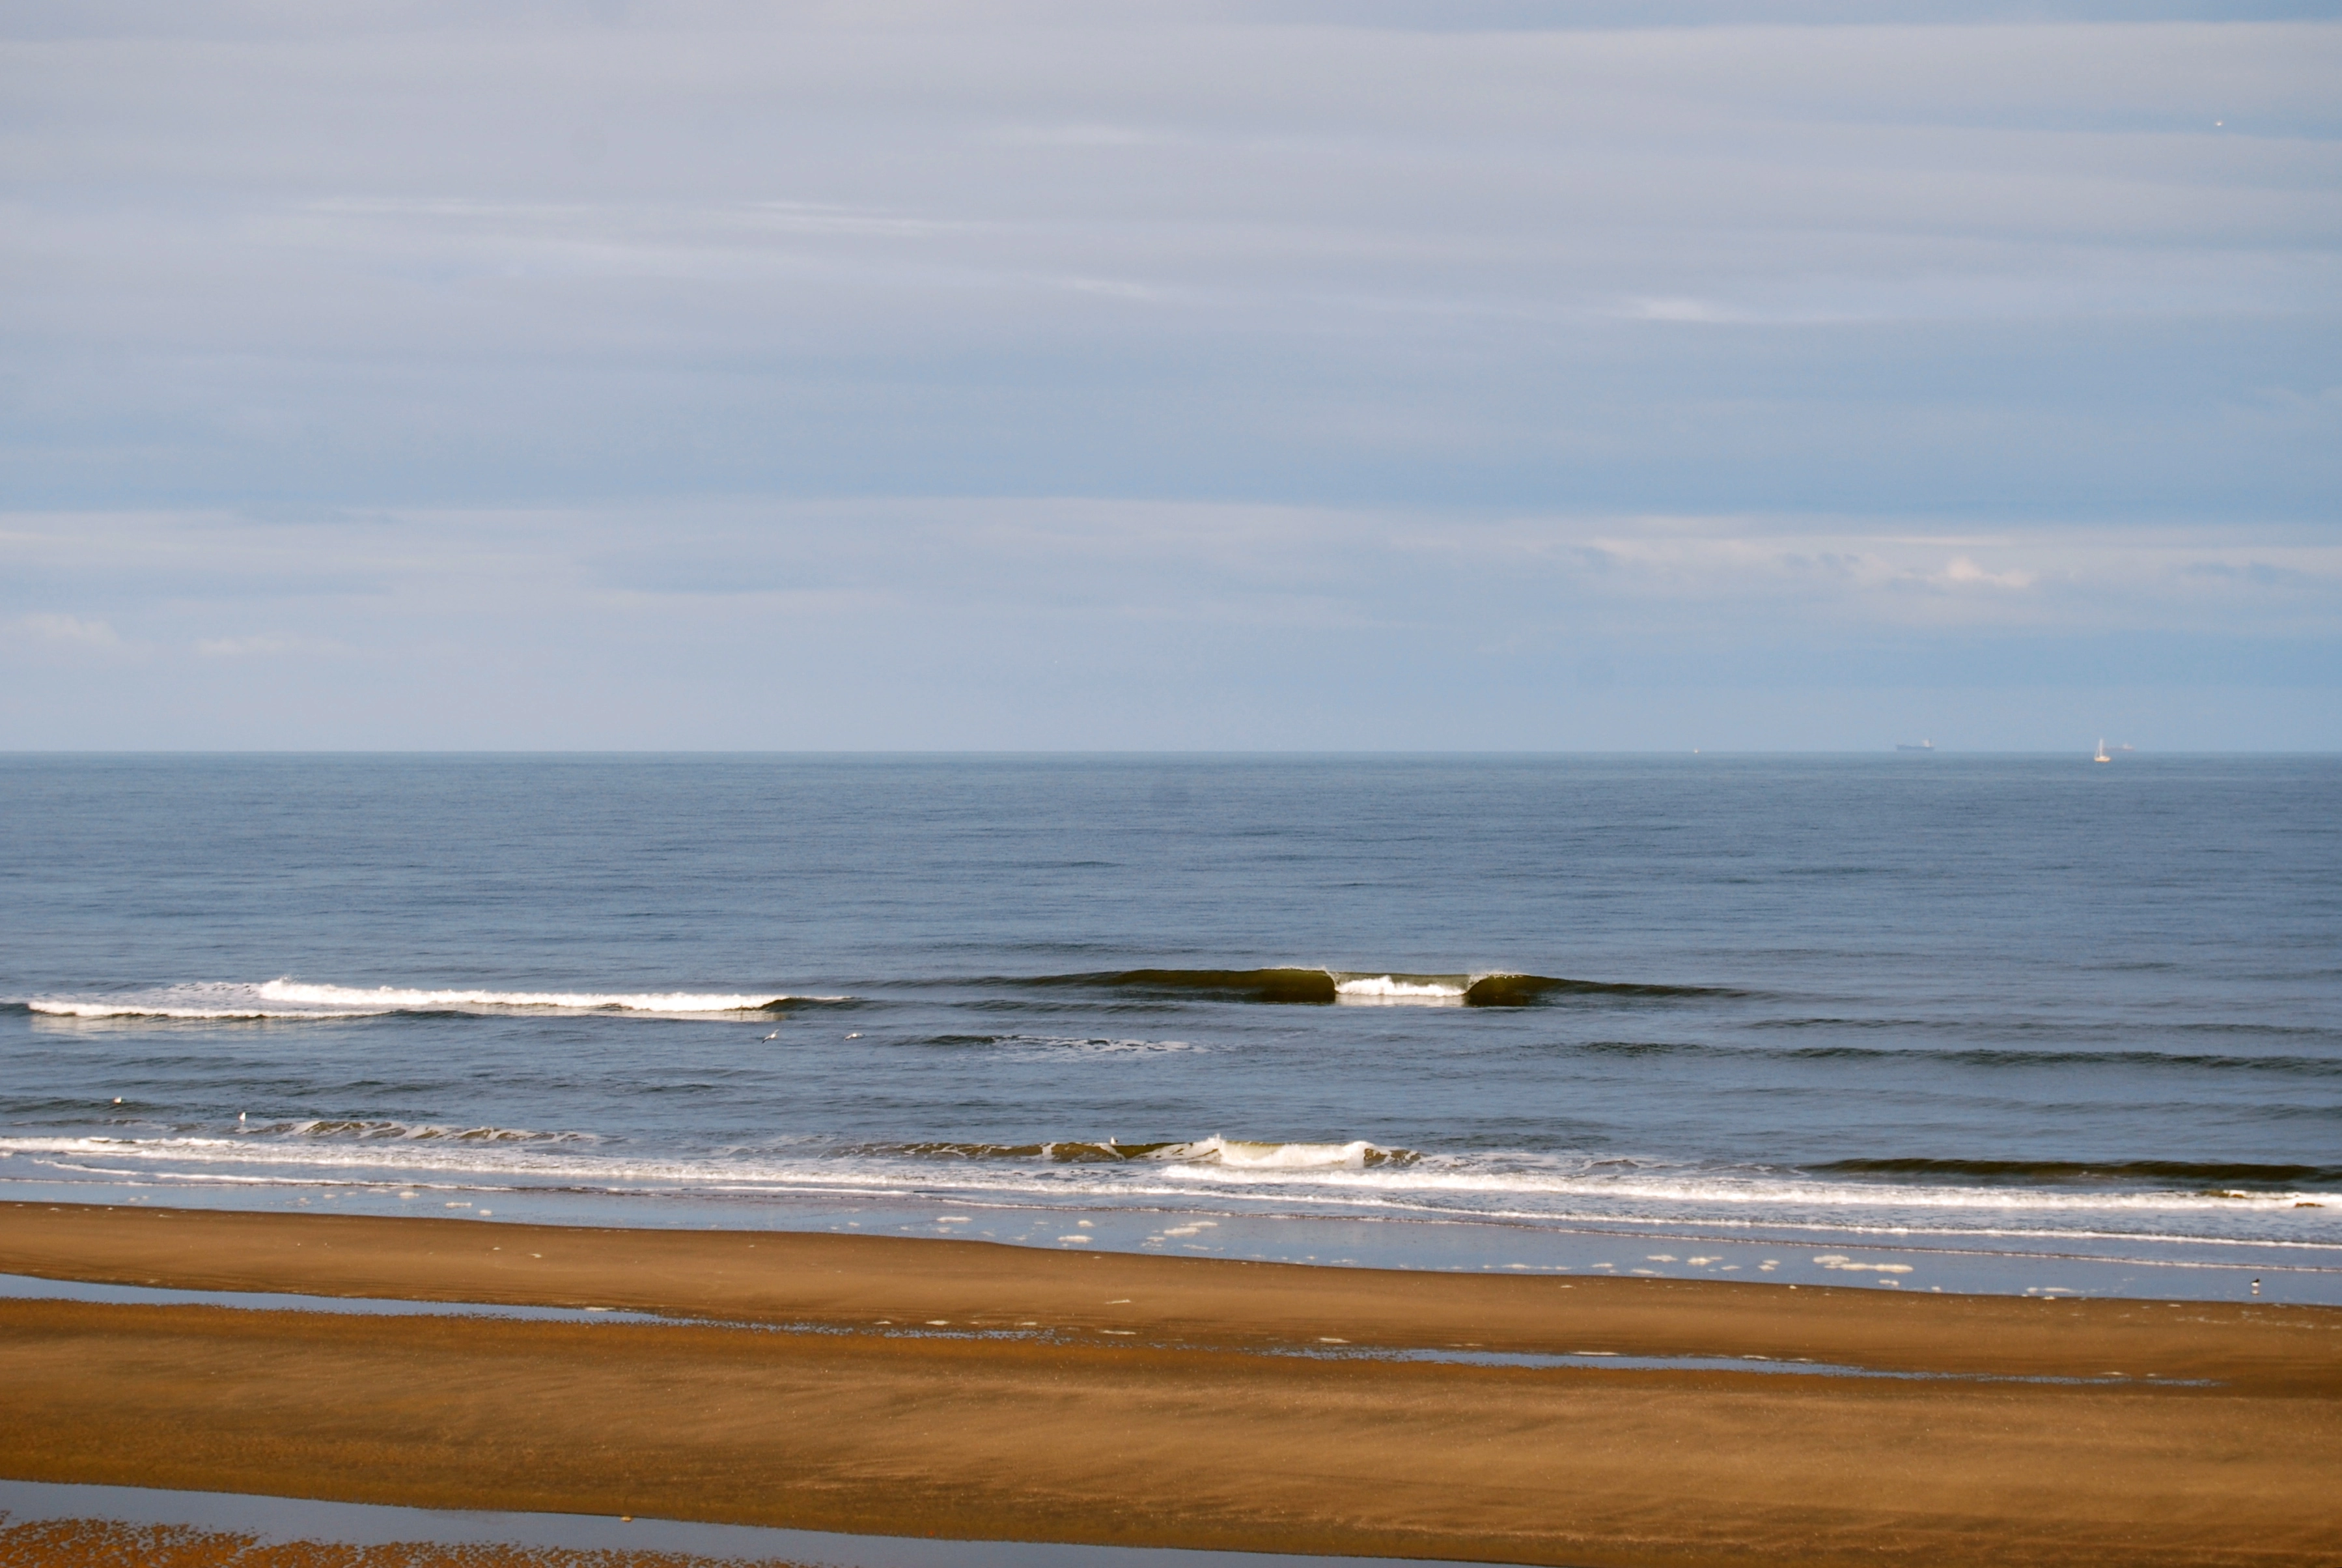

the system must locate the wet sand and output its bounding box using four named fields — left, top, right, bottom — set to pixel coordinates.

left=0, top=1517, right=737, bottom=1568
left=2, top=1202, right=2337, bottom=1566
